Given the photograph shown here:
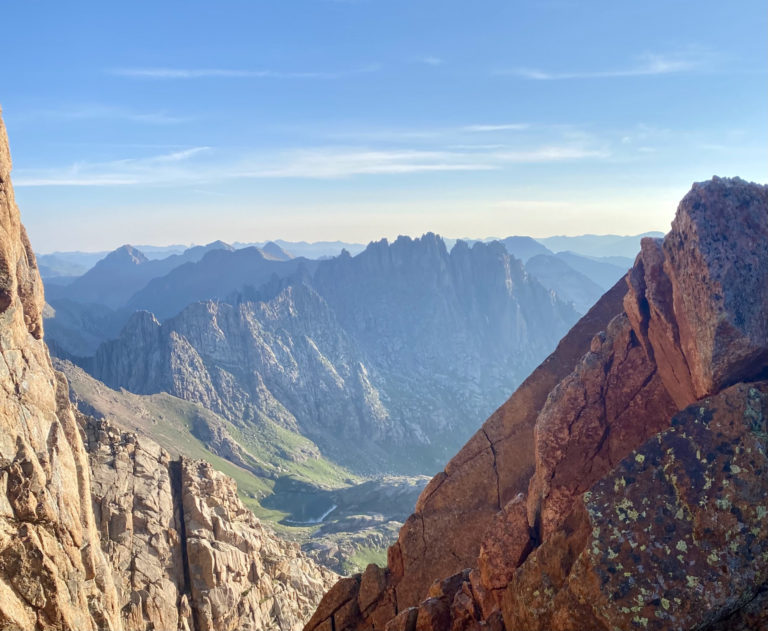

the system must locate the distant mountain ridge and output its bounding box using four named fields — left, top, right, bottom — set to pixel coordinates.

left=125, top=246, right=318, bottom=320
left=536, top=231, right=665, bottom=258
left=45, top=240, right=234, bottom=309
left=84, top=234, right=579, bottom=474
